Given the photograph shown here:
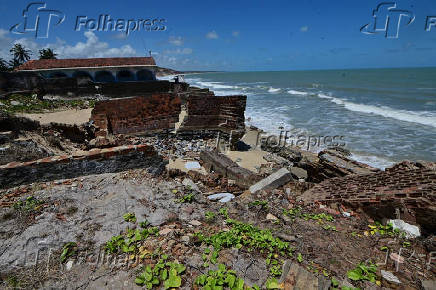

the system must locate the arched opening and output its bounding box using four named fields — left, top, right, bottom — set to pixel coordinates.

left=94, top=71, right=115, bottom=83
left=49, top=71, right=68, bottom=78
left=136, top=69, right=155, bottom=81
left=116, top=70, right=135, bottom=82
left=73, top=70, right=94, bottom=85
